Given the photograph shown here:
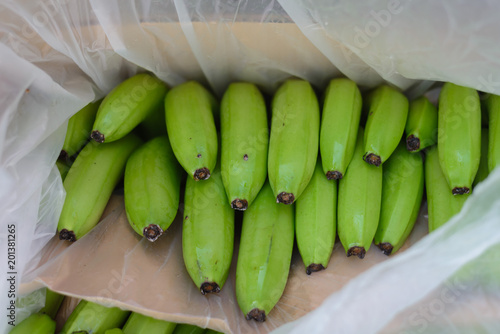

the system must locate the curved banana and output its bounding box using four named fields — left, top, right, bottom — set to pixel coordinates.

left=10, top=313, right=56, bottom=334
left=39, top=289, right=64, bottom=319
left=165, top=81, right=219, bottom=181
left=484, top=93, right=500, bottom=173
left=56, top=160, right=71, bottom=181
left=338, top=128, right=383, bottom=259
left=405, top=96, right=438, bottom=152
left=183, top=163, right=234, bottom=294
left=320, top=78, right=362, bottom=179
left=295, top=158, right=337, bottom=273
left=91, top=73, right=168, bottom=143
left=363, top=85, right=409, bottom=166
left=438, top=82, right=481, bottom=195
left=221, top=82, right=268, bottom=211
left=473, top=129, right=490, bottom=187
left=122, top=312, right=176, bottom=334
left=172, top=324, right=206, bottom=334
left=236, top=182, right=294, bottom=322
left=268, top=79, right=320, bottom=204
left=124, top=136, right=182, bottom=241
left=58, top=134, right=143, bottom=241
left=374, top=141, right=424, bottom=255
